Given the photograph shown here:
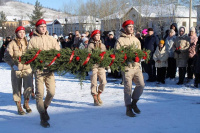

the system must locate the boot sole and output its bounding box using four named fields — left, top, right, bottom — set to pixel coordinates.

left=40, top=122, right=50, bottom=128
